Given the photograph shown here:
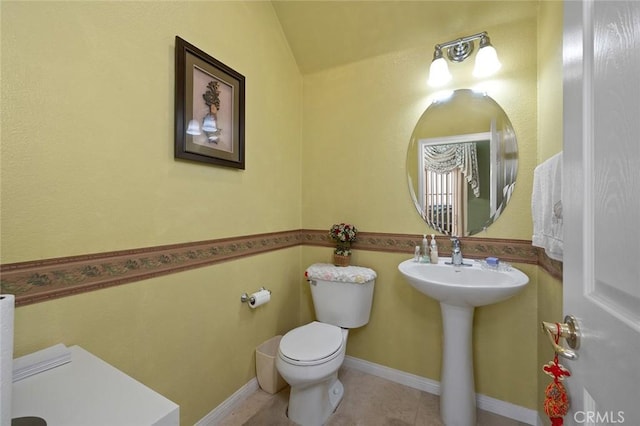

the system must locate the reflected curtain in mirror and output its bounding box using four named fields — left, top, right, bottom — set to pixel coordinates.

left=424, top=142, right=480, bottom=195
